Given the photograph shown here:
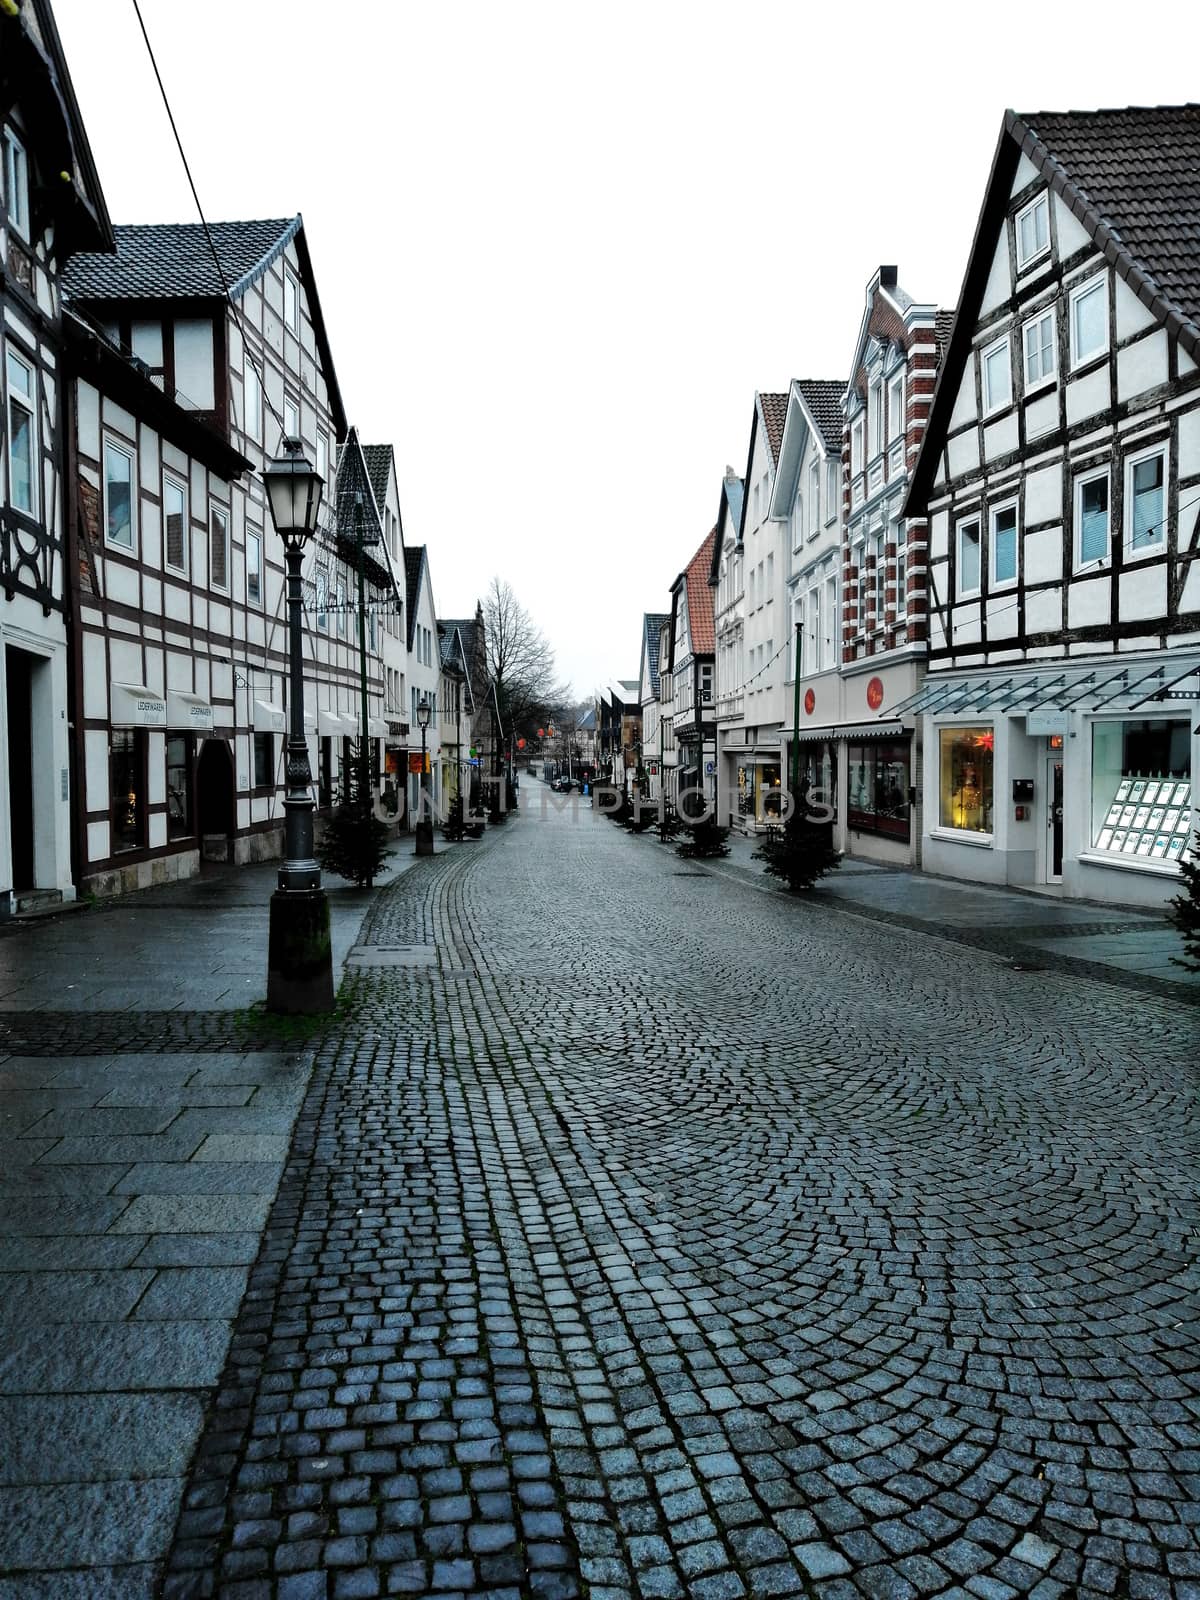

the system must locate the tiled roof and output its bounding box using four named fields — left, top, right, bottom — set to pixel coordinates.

left=934, top=310, right=955, bottom=363
left=642, top=613, right=670, bottom=696
left=796, top=380, right=844, bottom=452
left=361, top=445, right=393, bottom=514
left=62, top=218, right=299, bottom=300
left=759, top=392, right=789, bottom=466
left=404, top=547, right=425, bottom=651
left=1014, top=103, right=1200, bottom=340
left=685, top=530, right=717, bottom=656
